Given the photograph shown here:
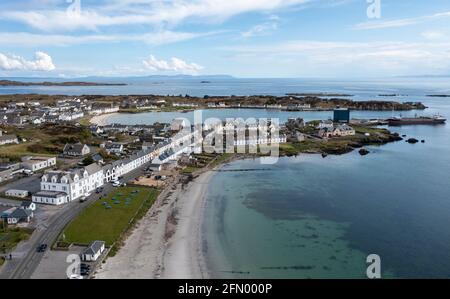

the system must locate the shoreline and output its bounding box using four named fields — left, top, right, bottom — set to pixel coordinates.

left=89, top=112, right=119, bottom=126
left=95, top=170, right=214, bottom=279
left=87, top=107, right=431, bottom=127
